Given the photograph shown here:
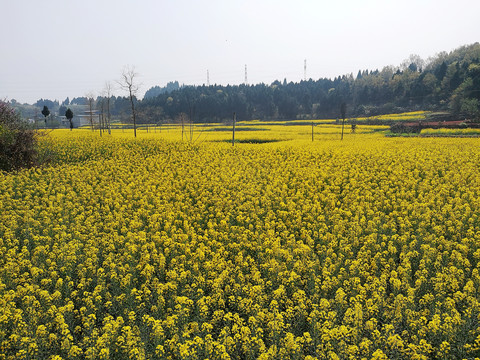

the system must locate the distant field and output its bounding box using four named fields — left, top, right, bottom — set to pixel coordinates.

left=356, top=110, right=430, bottom=122
left=421, top=128, right=480, bottom=137
left=1, top=126, right=480, bottom=359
